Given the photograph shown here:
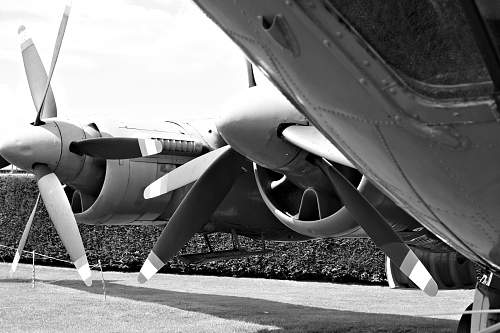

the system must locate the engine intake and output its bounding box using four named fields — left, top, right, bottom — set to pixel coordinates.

left=254, top=163, right=420, bottom=238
